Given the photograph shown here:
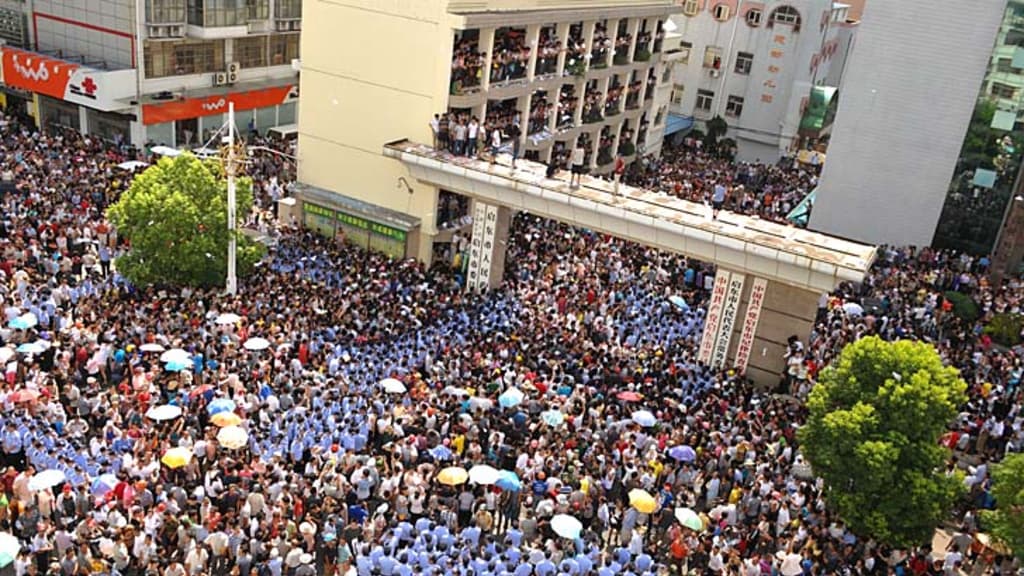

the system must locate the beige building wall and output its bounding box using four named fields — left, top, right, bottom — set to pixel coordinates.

left=298, top=0, right=455, bottom=260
